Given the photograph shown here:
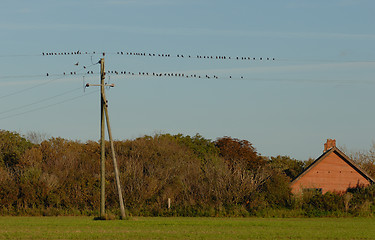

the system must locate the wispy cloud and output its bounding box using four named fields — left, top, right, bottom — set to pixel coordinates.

left=106, top=0, right=187, bottom=6
left=1, top=22, right=374, bottom=41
